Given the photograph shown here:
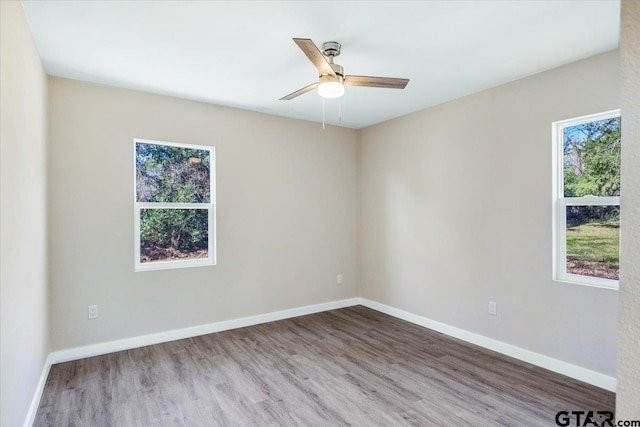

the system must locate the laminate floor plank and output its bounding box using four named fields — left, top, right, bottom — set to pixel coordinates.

left=35, top=306, right=614, bottom=426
